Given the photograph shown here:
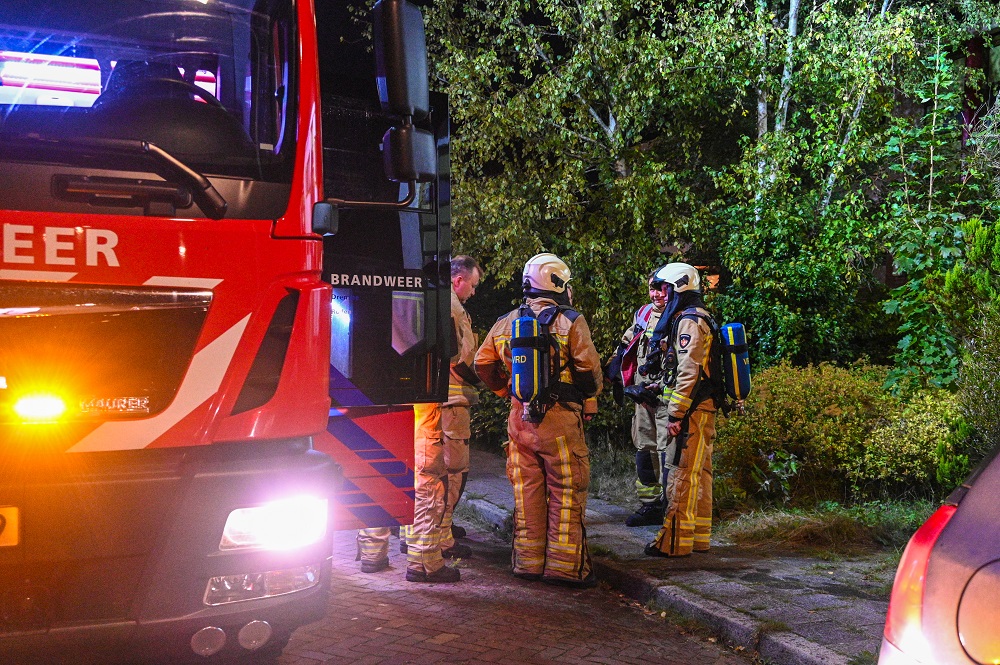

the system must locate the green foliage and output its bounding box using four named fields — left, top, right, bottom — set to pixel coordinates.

left=586, top=426, right=638, bottom=505
left=710, top=0, right=919, bottom=365
left=469, top=389, right=511, bottom=452
left=717, top=362, right=973, bottom=504
left=850, top=390, right=969, bottom=496
left=429, top=0, right=1000, bottom=370
left=715, top=361, right=898, bottom=504
left=958, top=303, right=1000, bottom=461
left=750, top=449, right=799, bottom=505
left=435, top=2, right=1000, bottom=511
left=974, top=99, right=1000, bottom=199
left=936, top=418, right=972, bottom=491
left=881, top=44, right=1000, bottom=391
left=424, top=0, right=703, bottom=352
